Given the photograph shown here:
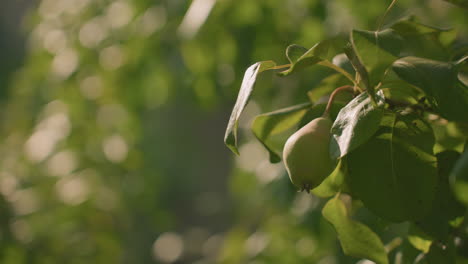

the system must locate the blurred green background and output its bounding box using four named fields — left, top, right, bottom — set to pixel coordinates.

left=0, top=0, right=466, bottom=263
